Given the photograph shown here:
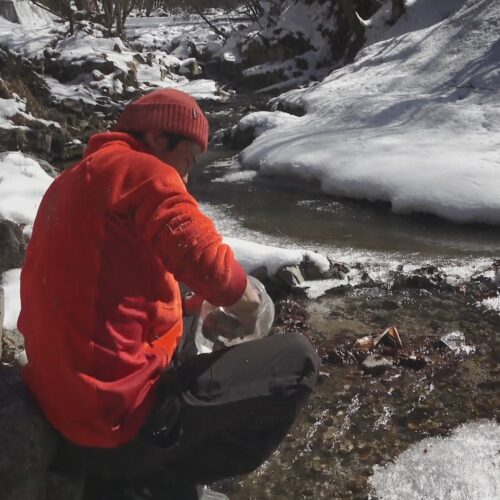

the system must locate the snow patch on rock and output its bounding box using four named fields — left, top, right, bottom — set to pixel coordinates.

left=0, top=152, right=53, bottom=233
left=1, top=268, right=21, bottom=330
left=225, top=236, right=330, bottom=276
